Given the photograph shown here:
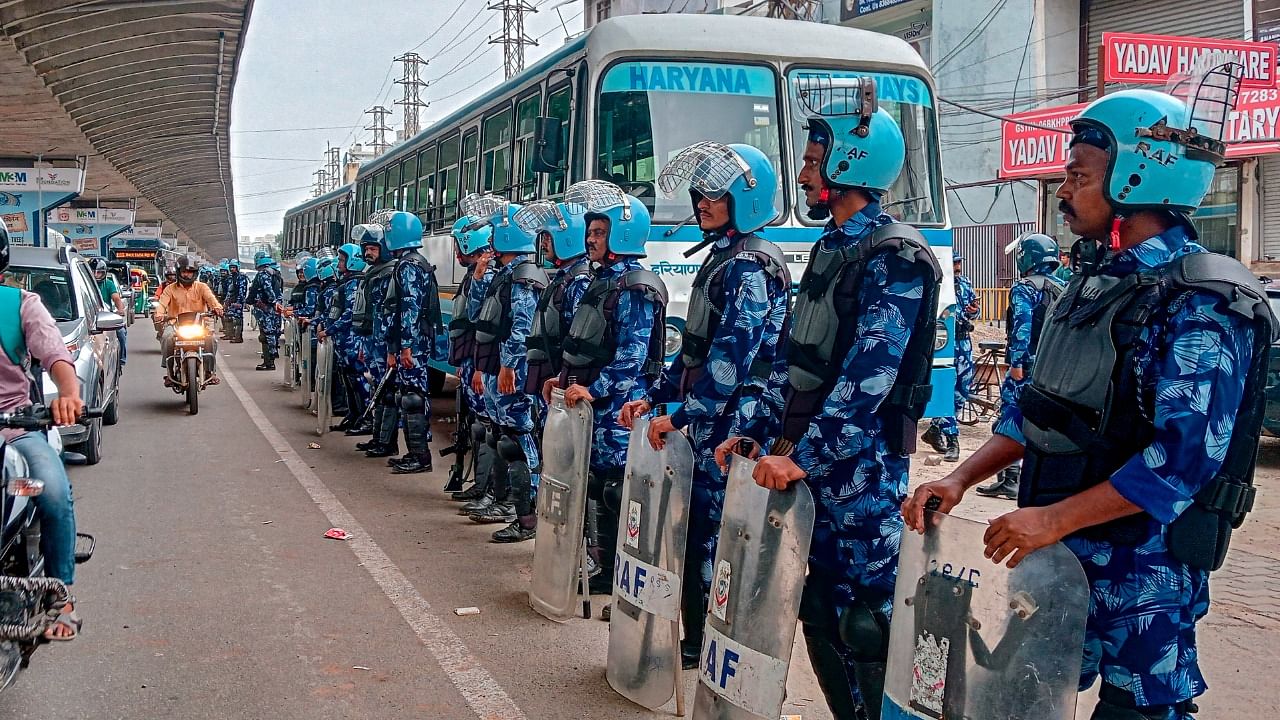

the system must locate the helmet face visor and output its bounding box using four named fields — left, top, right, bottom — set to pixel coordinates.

left=1163, top=61, right=1244, bottom=160
left=460, top=193, right=510, bottom=228
left=656, top=141, right=752, bottom=202
left=564, top=180, right=629, bottom=219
